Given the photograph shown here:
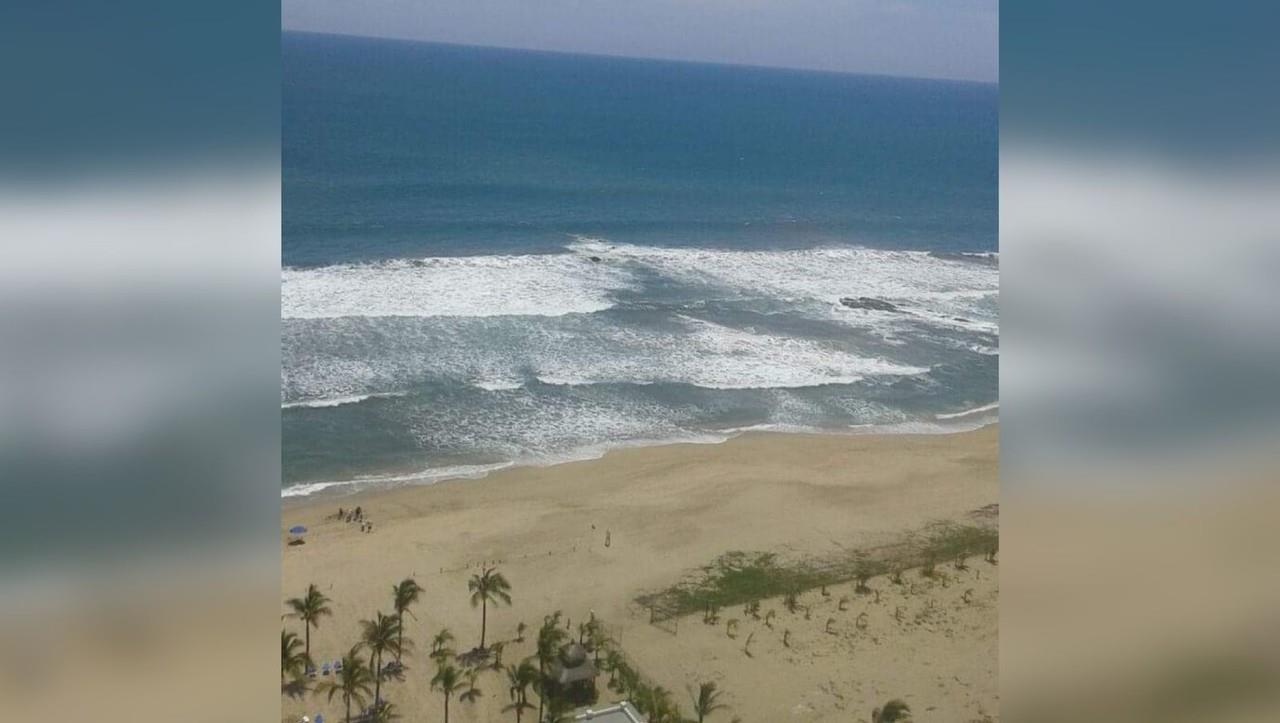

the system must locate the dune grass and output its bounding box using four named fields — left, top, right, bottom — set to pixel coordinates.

left=637, top=516, right=997, bottom=621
